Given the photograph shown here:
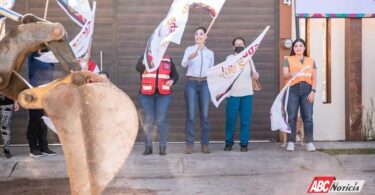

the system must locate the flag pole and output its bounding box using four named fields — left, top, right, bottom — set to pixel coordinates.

left=0, top=20, right=5, bottom=39
left=205, top=16, right=217, bottom=35
left=85, top=1, right=97, bottom=70
left=100, top=50, right=103, bottom=71
left=43, top=0, right=50, bottom=20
